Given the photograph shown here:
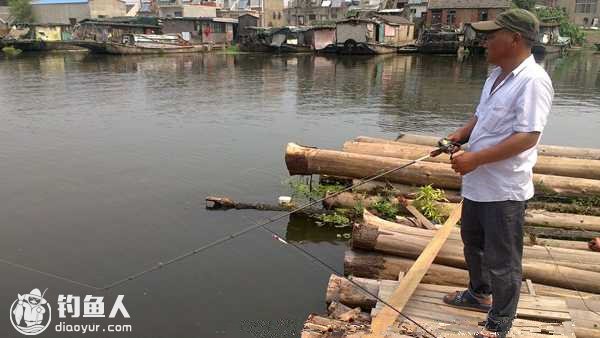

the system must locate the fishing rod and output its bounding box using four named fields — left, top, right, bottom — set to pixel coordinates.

left=3, top=138, right=462, bottom=336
